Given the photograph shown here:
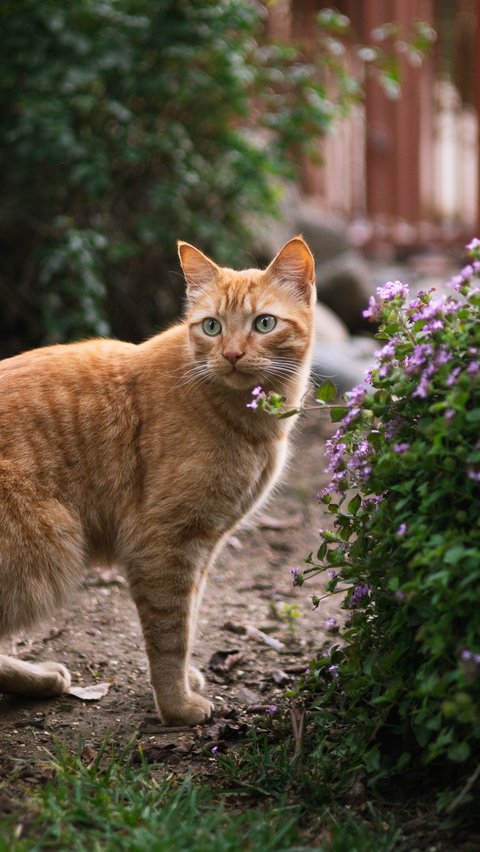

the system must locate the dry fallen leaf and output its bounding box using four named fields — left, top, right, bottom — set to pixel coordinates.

left=67, top=682, right=112, bottom=701
left=208, top=649, right=246, bottom=674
